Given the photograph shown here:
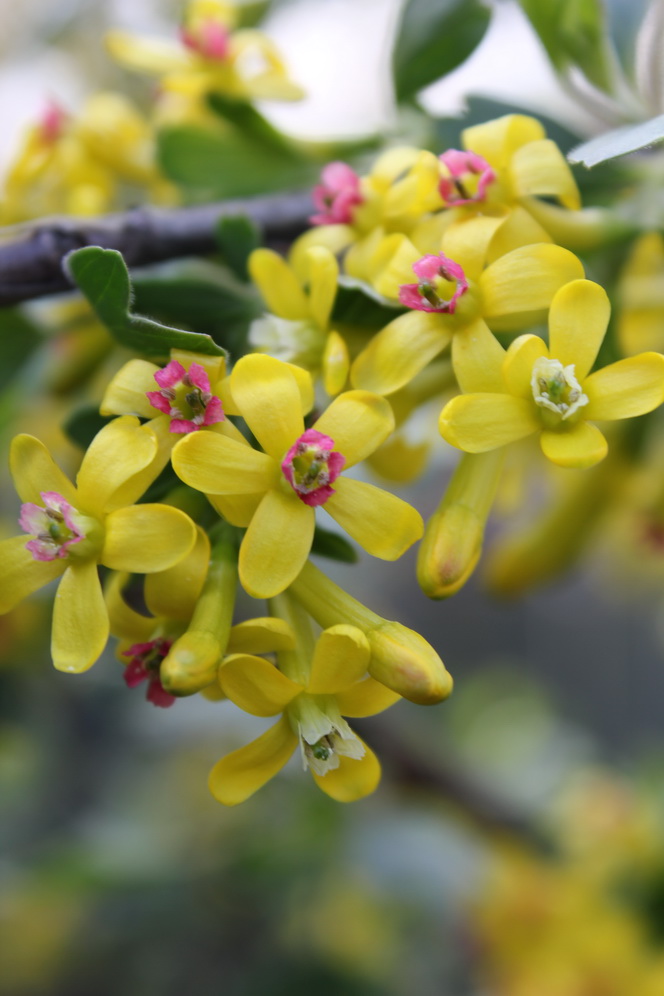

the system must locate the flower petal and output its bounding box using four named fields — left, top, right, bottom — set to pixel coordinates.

left=322, top=330, right=350, bottom=396
left=510, top=138, right=580, bottom=209
left=548, top=279, right=610, bottom=379
left=52, top=561, right=109, bottom=673
left=584, top=353, right=664, bottom=420
left=312, top=737, right=381, bottom=801
left=75, top=416, right=157, bottom=512
left=230, top=354, right=306, bottom=459
left=248, top=248, right=310, bottom=320
left=10, top=435, right=77, bottom=506
left=227, top=617, right=296, bottom=654
left=105, top=571, right=155, bottom=642
left=102, top=504, right=196, bottom=573
left=172, top=431, right=278, bottom=494
left=440, top=394, right=540, bottom=451
left=106, top=419, right=173, bottom=511
left=503, top=334, right=549, bottom=397
left=208, top=716, right=297, bottom=806
left=313, top=390, right=394, bottom=467
left=239, top=488, right=315, bottom=598
left=0, top=536, right=65, bottom=613
left=144, top=526, right=210, bottom=621
left=306, top=246, right=338, bottom=330
left=106, top=30, right=193, bottom=75
left=219, top=654, right=302, bottom=715
left=351, top=311, right=451, bottom=395
left=335, top=677, right=401, bottom=717
left=307, top=625, right=371, bottom=694
left=540, top=422, right=608, bottom=469
left=100, top=358, right=161, bottom=417
left=325, top=477, right=423, bottom=560
left=451, top=318, right=506, bottom=393
left=289, top=225, right=354, bottom=283
left=480, top=244, right=584, bottom=331
left=209, top=493, right=264, bottom=527
left=441, top=214, right=505, bottom=280
left=462, top=114, right=545, bottom=169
